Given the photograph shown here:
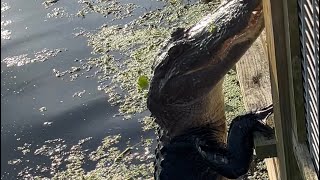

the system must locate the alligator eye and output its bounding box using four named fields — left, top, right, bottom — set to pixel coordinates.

left=168, top=45, right=184, bottom=58
left=168, top=43, right=189, bottom=58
